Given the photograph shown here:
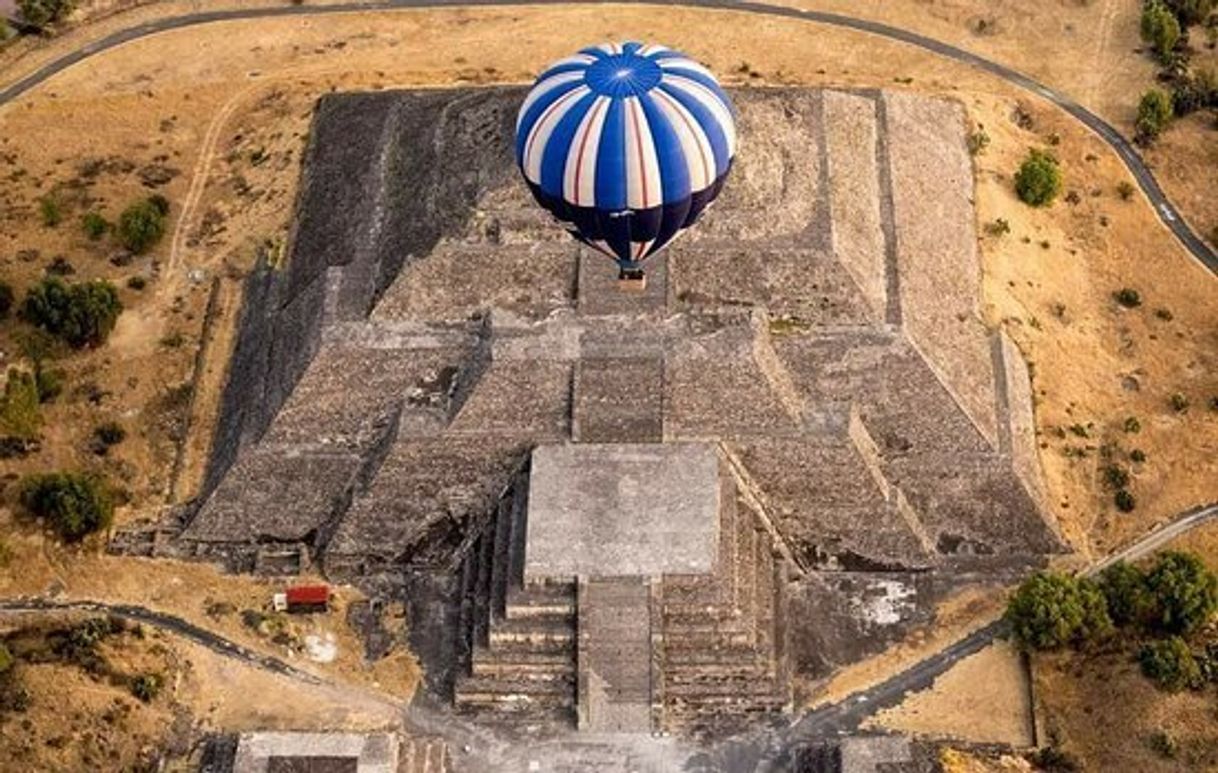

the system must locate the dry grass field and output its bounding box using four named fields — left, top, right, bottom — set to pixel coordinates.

left=0, top=2, right=1215, bottom=763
